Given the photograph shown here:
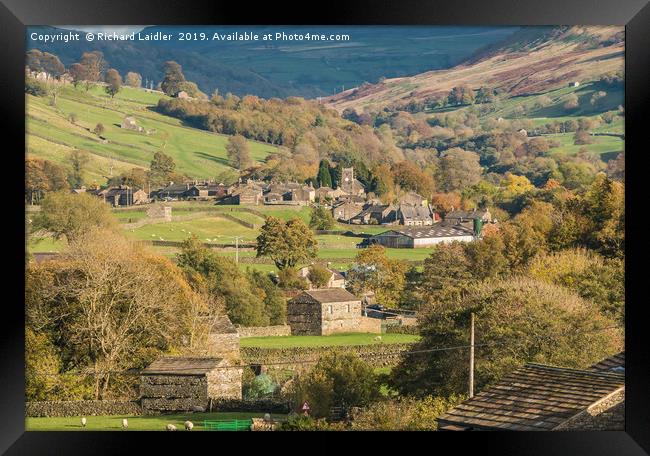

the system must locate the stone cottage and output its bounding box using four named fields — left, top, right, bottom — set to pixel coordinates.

left=287, top=288, right=380, bottom=335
